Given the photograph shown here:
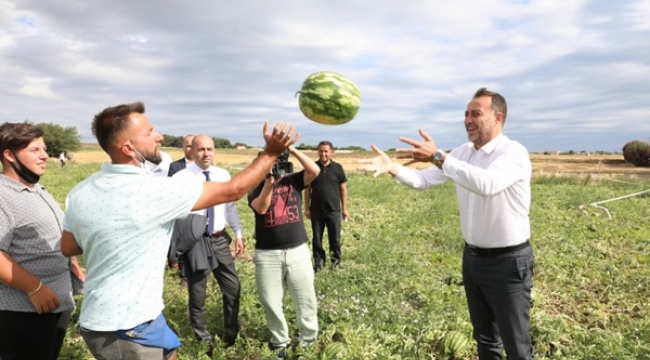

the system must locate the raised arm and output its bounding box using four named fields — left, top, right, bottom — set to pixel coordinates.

left=193, top=121, right=299, bottom=211
left=289, top=145, right=320, bottom=186
left=249, top=176, right=274, bottom=214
